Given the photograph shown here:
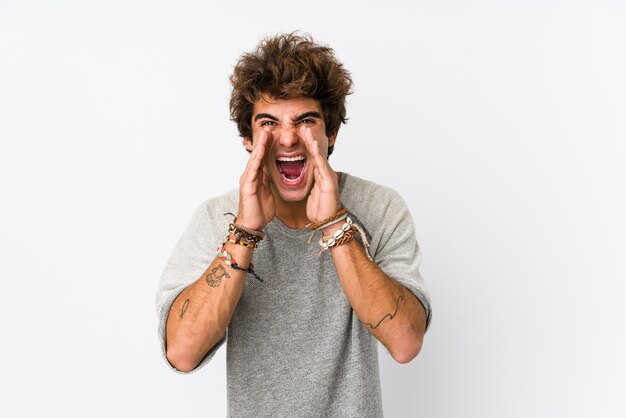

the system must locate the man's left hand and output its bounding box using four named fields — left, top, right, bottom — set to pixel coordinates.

left=301, top=127, right=342, bottom=224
